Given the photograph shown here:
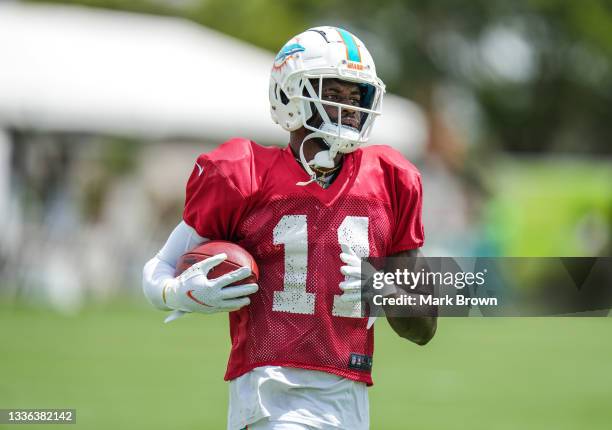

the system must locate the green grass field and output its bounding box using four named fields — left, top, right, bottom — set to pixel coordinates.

left=1, top=301, right=611, bottom=429
left=486, top=158, right=612, bottom=257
